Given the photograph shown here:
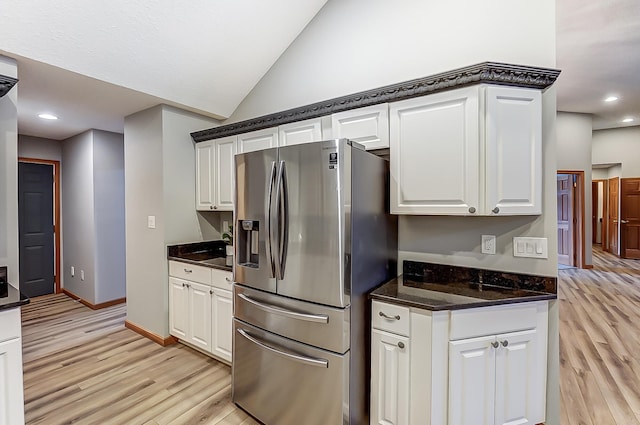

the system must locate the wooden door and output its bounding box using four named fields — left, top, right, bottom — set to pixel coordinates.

left=371, top=329, right=410, bottom=425
left=608, top=177, right=620, bottom=255
left=557, top=174, right=574, bottom=266
left=620, top=178, right=640, bottom=259
left=592, top=181, right=598, bottom=243
left=449, top=336, right=496, bottom=425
